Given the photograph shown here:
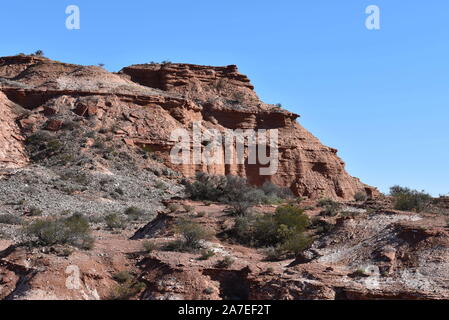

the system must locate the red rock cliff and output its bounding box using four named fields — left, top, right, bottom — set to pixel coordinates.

left=0, top=56, right=377, bottom=199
